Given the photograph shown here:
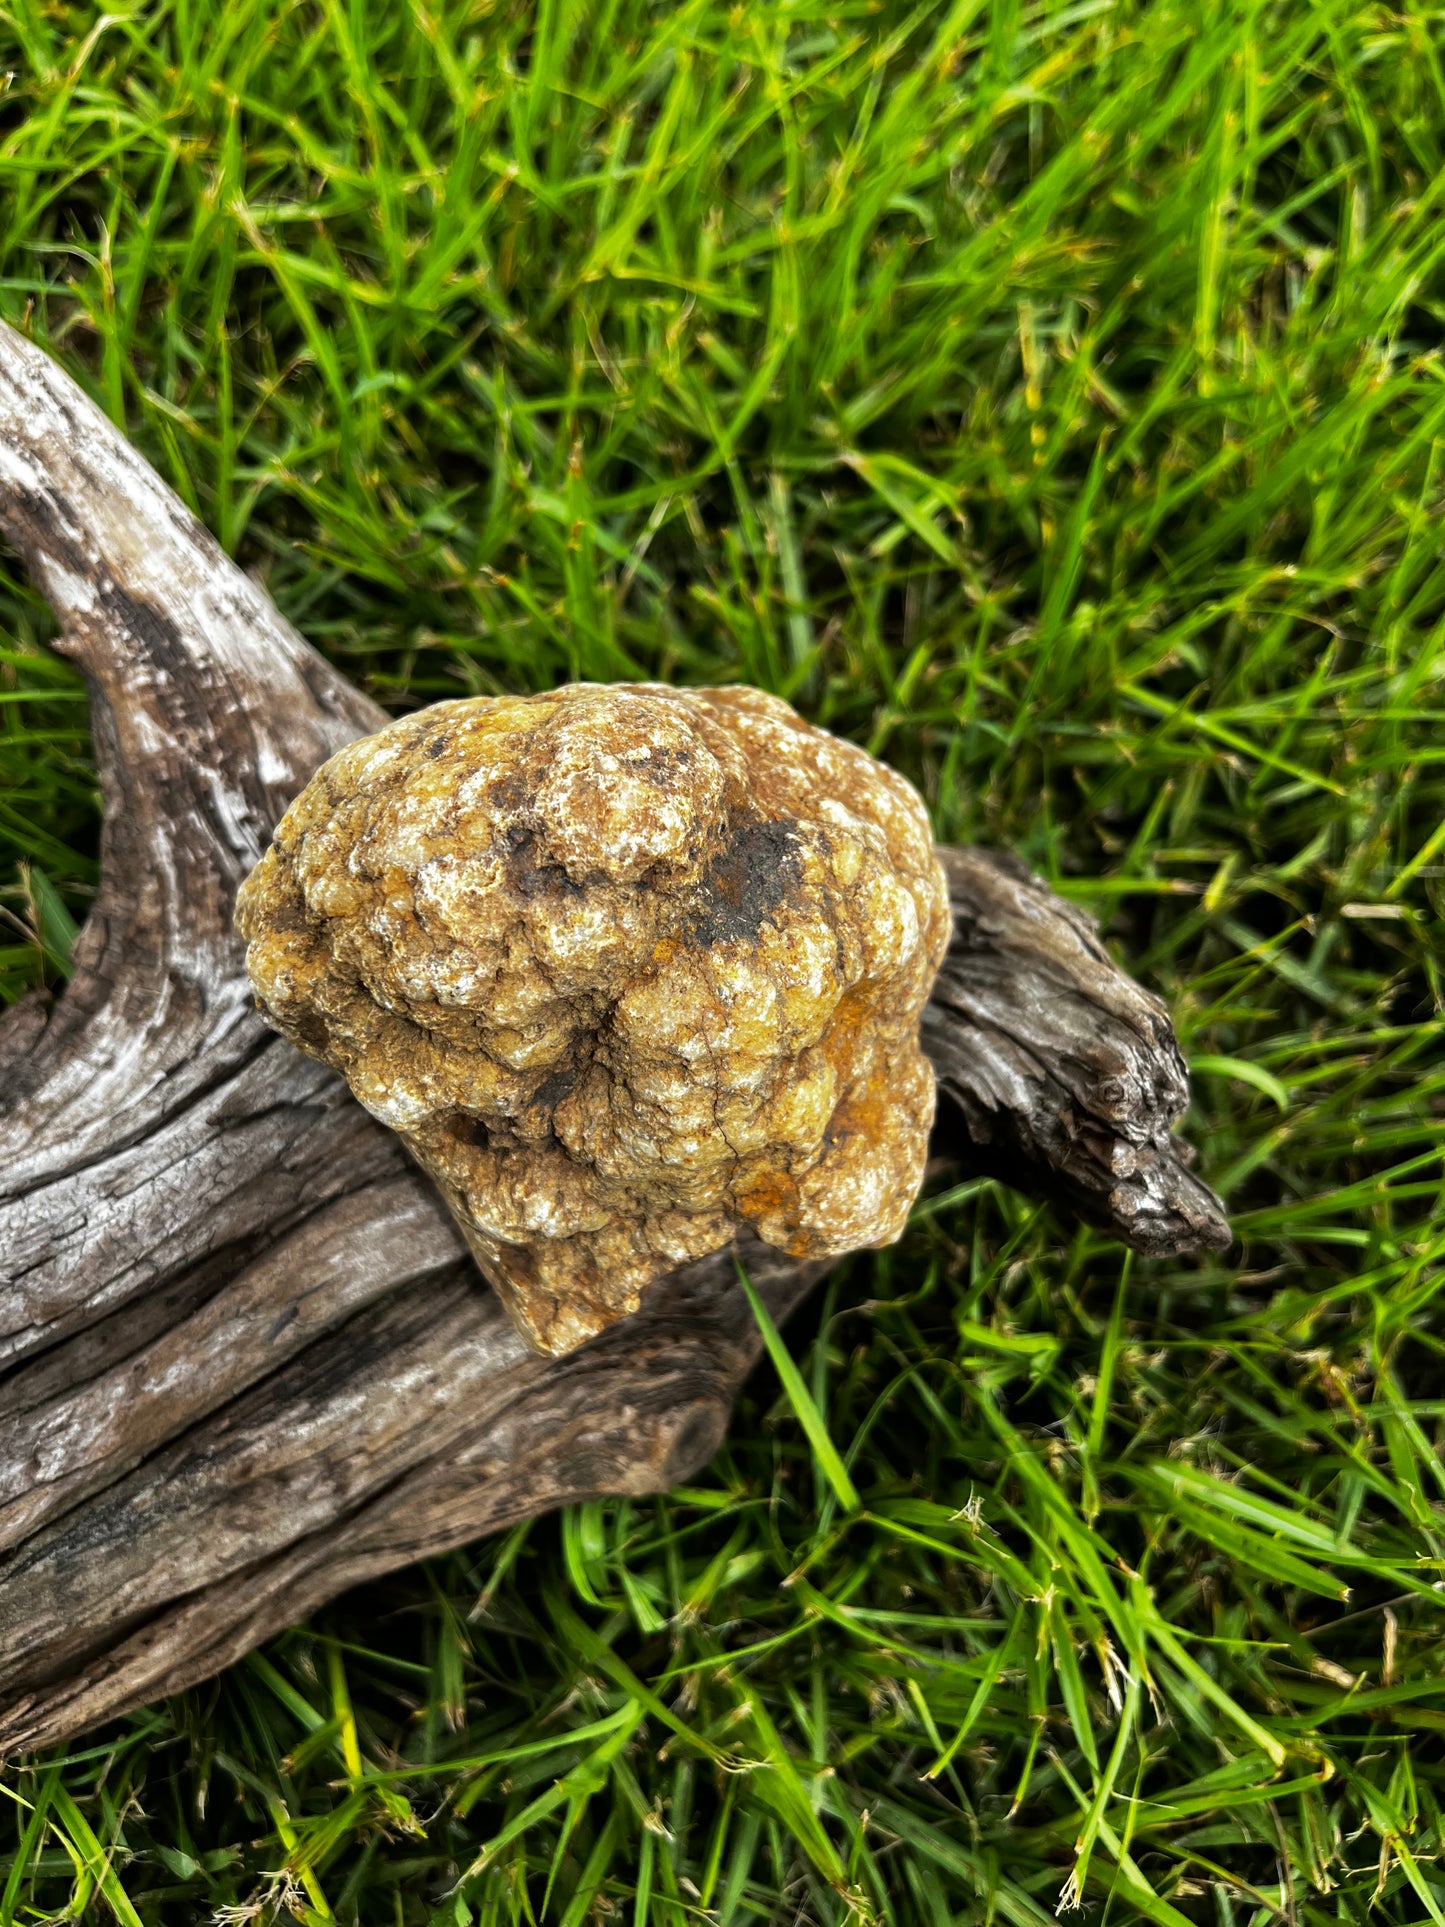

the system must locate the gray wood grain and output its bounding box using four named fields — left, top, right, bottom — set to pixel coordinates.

left=0, top=321, right=1228, bottom=1756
